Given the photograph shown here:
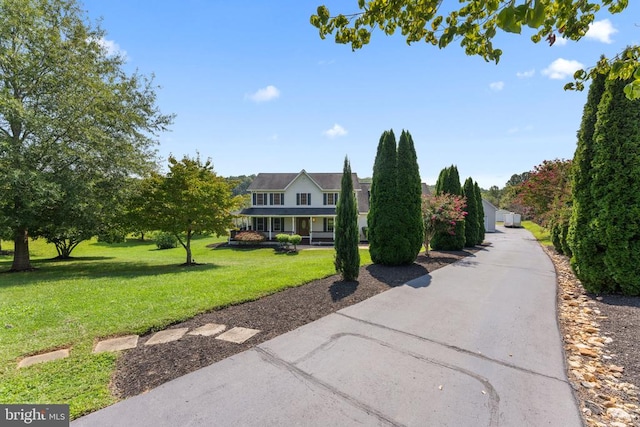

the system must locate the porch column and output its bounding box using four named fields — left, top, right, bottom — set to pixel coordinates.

left=310, top=216, right=313, bottom=244
left=268, top=216, right=272, bottom=240
left=292, top=217, right=296, bottom=234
